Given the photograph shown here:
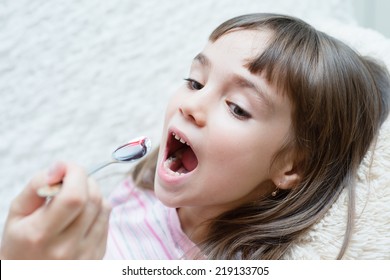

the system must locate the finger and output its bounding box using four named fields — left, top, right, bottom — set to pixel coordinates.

left=80, top=200, right=112, bottom=259
left=36, top=162, right=67, bottom=198
left=64, top=178, right=103, bottom=238
left=46, top=162, right=67, bottom=185
left=41, top=163, right=89, bottom=234
left=9, top=171, right=48, bottom=217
